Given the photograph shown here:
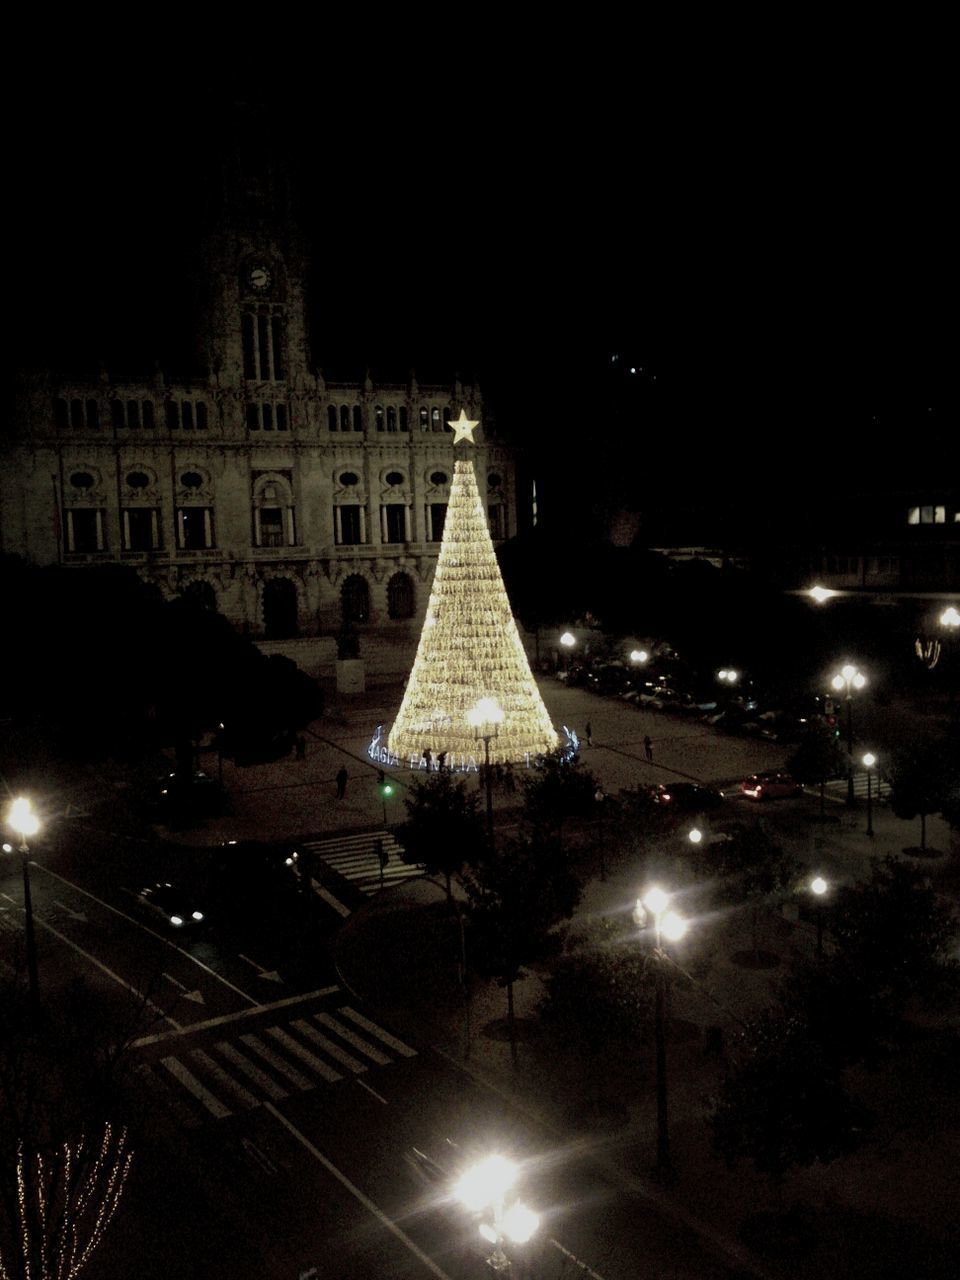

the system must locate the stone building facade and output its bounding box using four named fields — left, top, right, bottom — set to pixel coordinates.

left=4, top=180, right=517, bottom=642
